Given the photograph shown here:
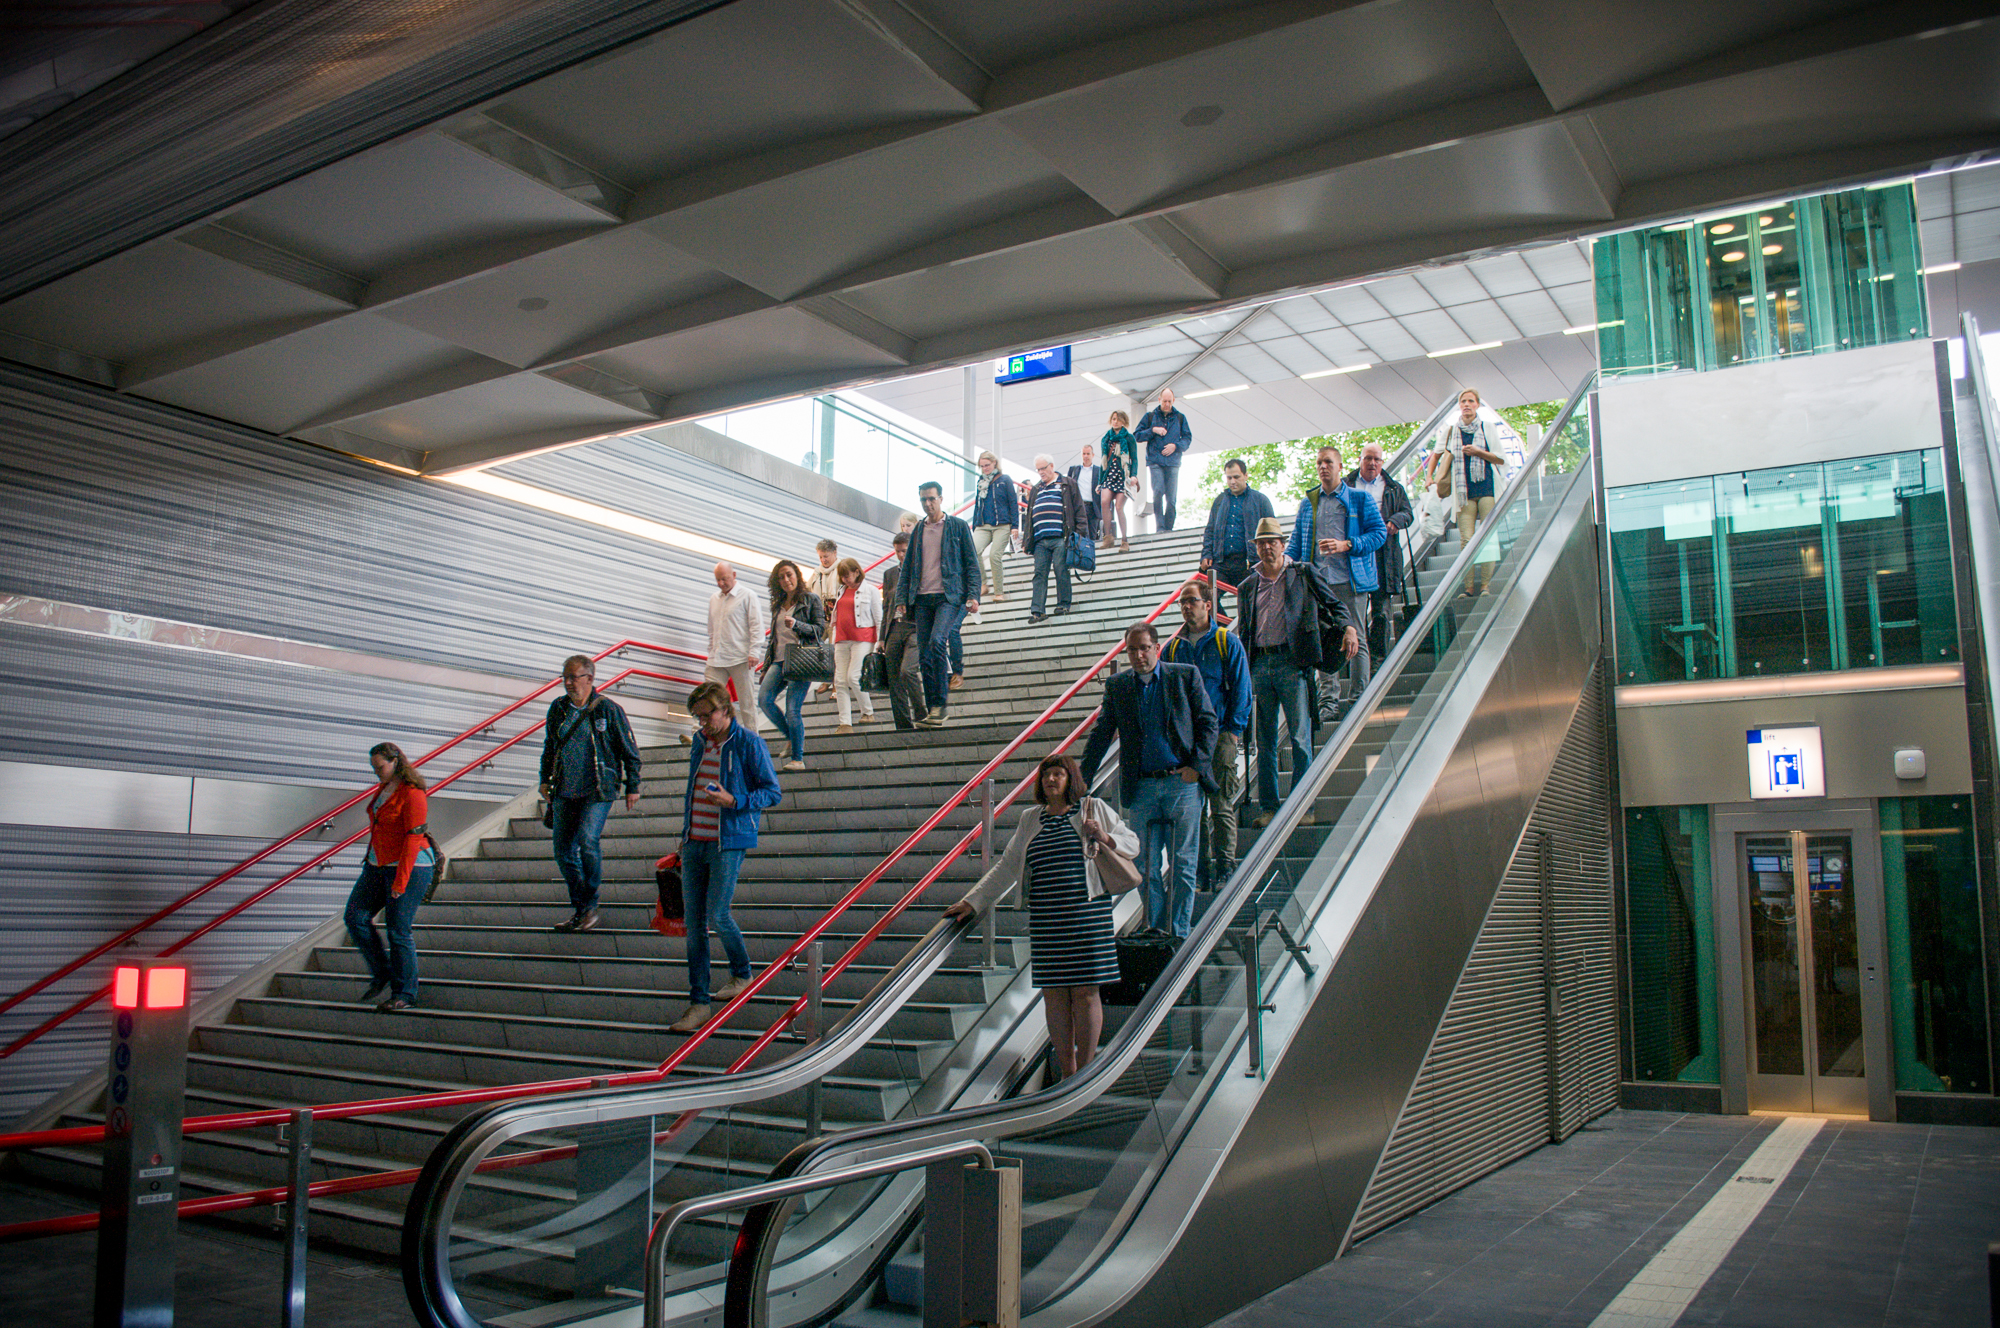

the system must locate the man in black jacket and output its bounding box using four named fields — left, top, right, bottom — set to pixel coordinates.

left=1234, top=518, right=1358, bottom=827
left=1082, top=623, right=1218, bottom=936
left=539, top=654, right=644, bottom=932
left=1347, top=442, right=1414, bottom=665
